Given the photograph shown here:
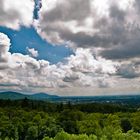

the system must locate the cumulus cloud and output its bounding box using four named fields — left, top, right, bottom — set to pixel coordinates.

left=58, top=48, right=119, bottom=89
left=0, top=33, right=11, bottom=69
left=0, top=33, right=10, bottom=61
left=66, top=48, right=118, bottom=74
left=0, top=0, right=34, bottom=30
left=27, top=47, right=39, bottom=57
